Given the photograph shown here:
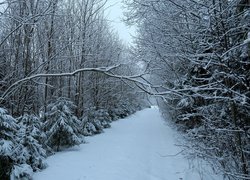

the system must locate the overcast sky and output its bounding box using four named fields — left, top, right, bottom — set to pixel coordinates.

left=104, top=0, right=136, bottom=45
left=0, top=0, right=136, bottom=44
